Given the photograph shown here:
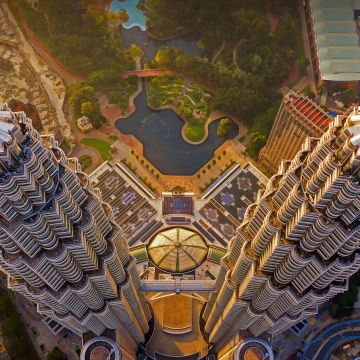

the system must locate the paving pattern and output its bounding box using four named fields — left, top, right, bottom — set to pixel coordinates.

left=91, top=164, right=160, bottom=246
left=199, top=165, right=265, bottom=240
